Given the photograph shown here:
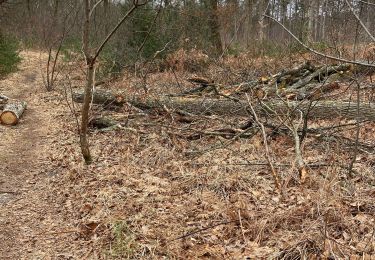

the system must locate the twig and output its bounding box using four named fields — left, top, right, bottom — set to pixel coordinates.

left=63, top=75, right=81, bottom=134
left=137, top=4, right=161, bottom=55
left=246, top=94, right=281, bottom=192
left=0, top=191, right=18, bottom=194
left=238, top=209, right=246, bottom=243
left=291, top=111, right=308, bottom=183
left=347, top=80, right=361, bottom=177
left=170, top=220, right=235, bottom=241
left=359, top=0, right=375, bottom=7
left=92, top=0, right=148, bottom=63
left=35, top=229, right=79, bottom=236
